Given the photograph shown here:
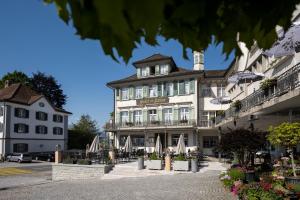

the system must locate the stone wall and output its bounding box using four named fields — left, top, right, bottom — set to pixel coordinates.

left=52, top=164, right=113, bottom=181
